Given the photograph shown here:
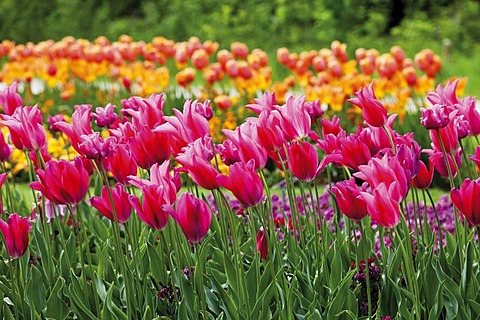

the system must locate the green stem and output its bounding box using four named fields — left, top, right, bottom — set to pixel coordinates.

left=359, top=220, right=373, bottom=319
